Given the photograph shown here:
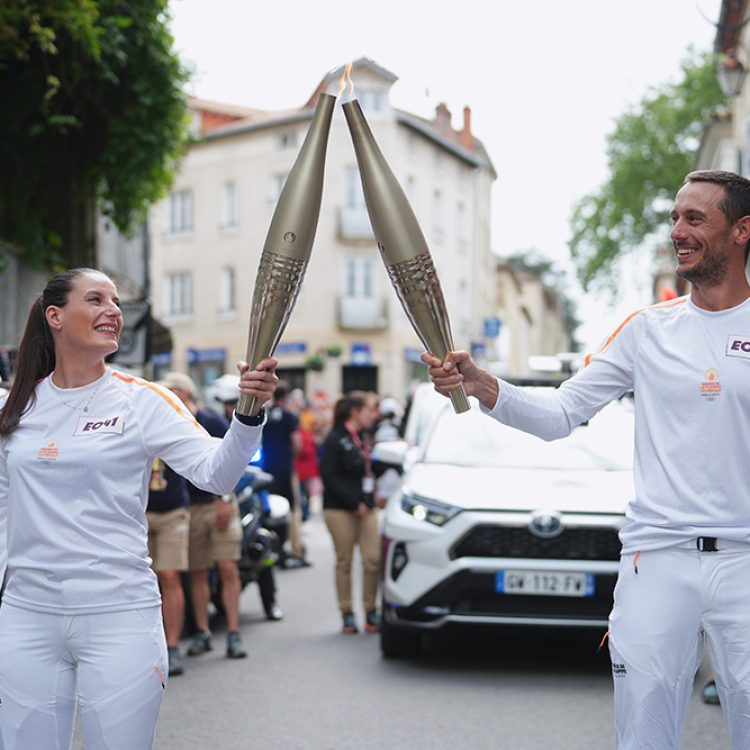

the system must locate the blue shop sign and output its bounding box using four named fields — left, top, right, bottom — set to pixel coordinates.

left=483, top=317, right=502, bottom=339
left=276, top=341, right=307, bottom=355
left=471, top=341, right=486, bottom=358
left=351, top=343, right=372, bottom=366
left=151, top=352, right=172, bottom=366
left=187, top=347, right=227, bottom=364
left=404, top=347, right=424, bottom=364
